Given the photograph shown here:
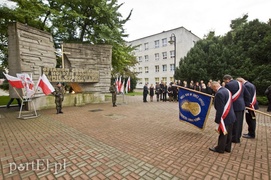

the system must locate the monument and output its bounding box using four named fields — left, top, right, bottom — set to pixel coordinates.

left=8, top=22, right=112, bottom=110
